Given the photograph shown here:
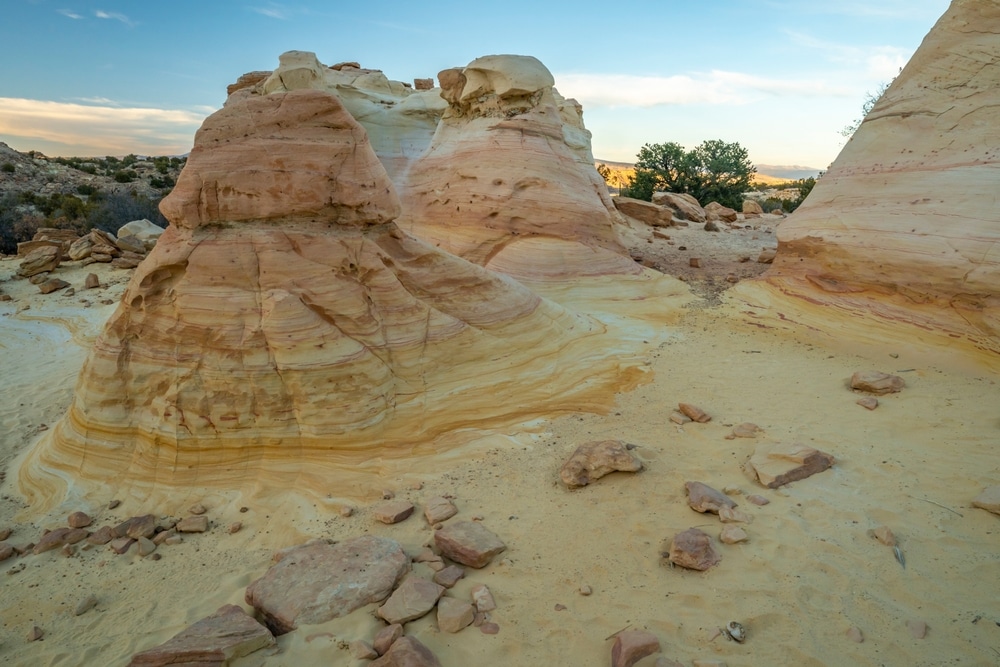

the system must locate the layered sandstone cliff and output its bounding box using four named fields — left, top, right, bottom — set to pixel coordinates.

left=19, top=88, right=658, bottom=508
left=739, top=0, right=1000, bottom=368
